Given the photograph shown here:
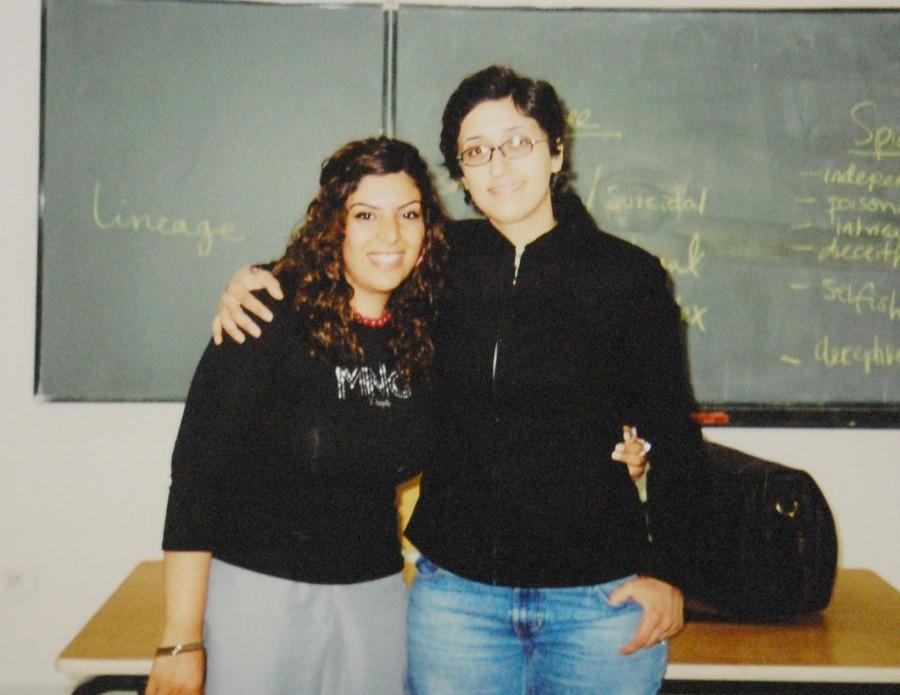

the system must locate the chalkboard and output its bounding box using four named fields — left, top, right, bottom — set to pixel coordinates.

left=395, top=8, right=900, bottom=424
left=39, top=3, right=900, bottom=424
left=38, top=0, right=384, bottom=399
